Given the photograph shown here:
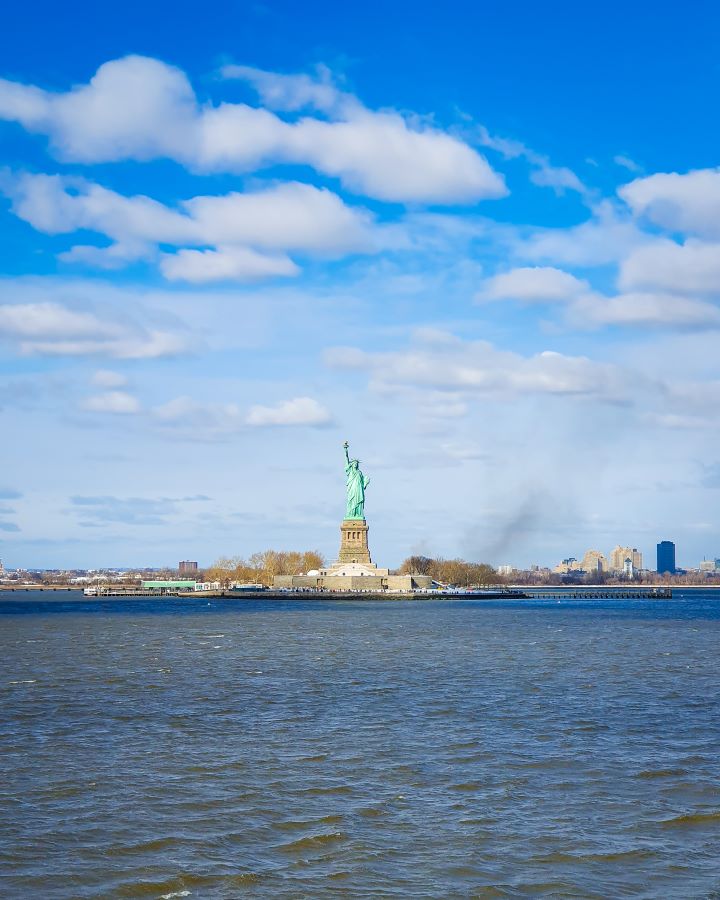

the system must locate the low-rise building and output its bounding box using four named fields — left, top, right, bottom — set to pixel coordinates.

left=141, top=580, right=198, bottom=592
